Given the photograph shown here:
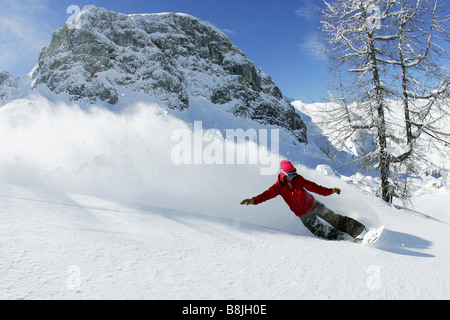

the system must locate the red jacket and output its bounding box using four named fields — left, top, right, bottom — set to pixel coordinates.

left=253, top=174, right=333, bottom=217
